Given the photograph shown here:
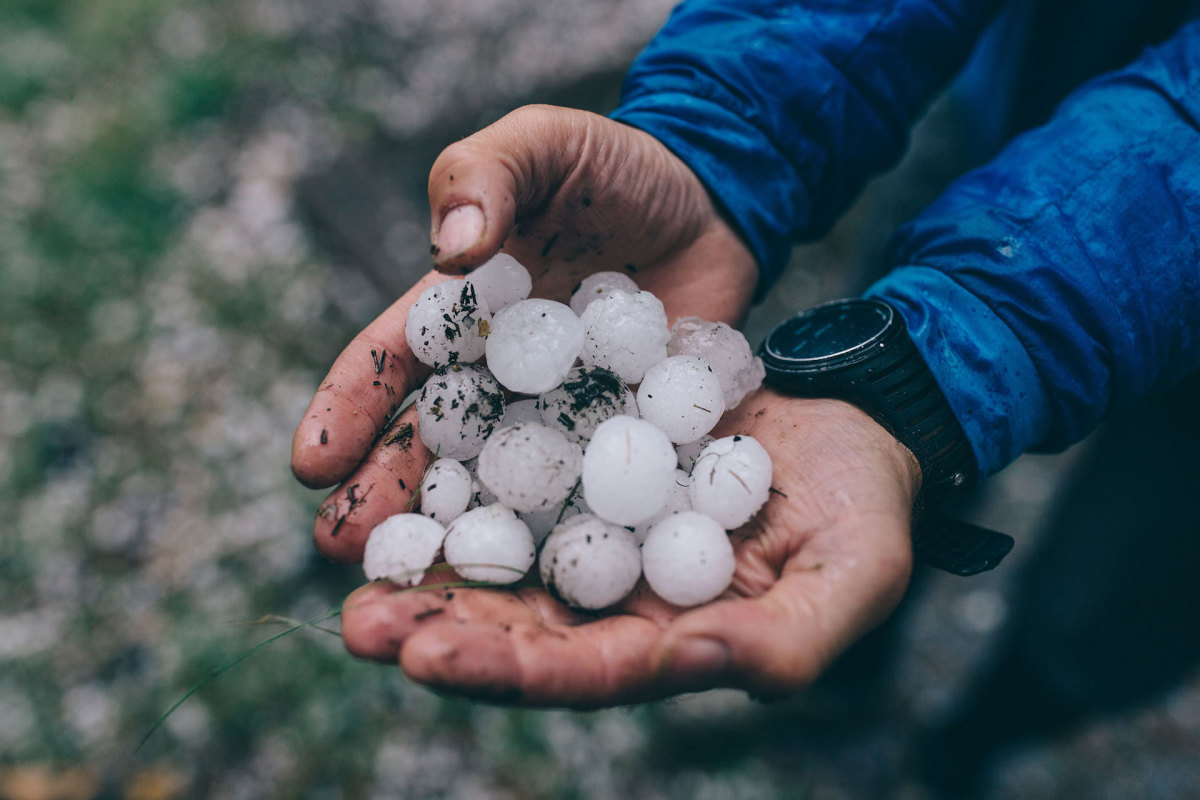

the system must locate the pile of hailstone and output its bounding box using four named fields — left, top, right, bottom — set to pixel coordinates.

left=363, top=255, right=770, bottom=610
